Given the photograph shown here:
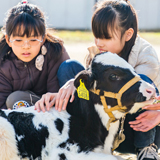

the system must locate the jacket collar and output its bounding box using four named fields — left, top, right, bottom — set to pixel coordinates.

left=10, top=51, right=39, bottom=68
left=128, top=36, right=141, bottom=67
